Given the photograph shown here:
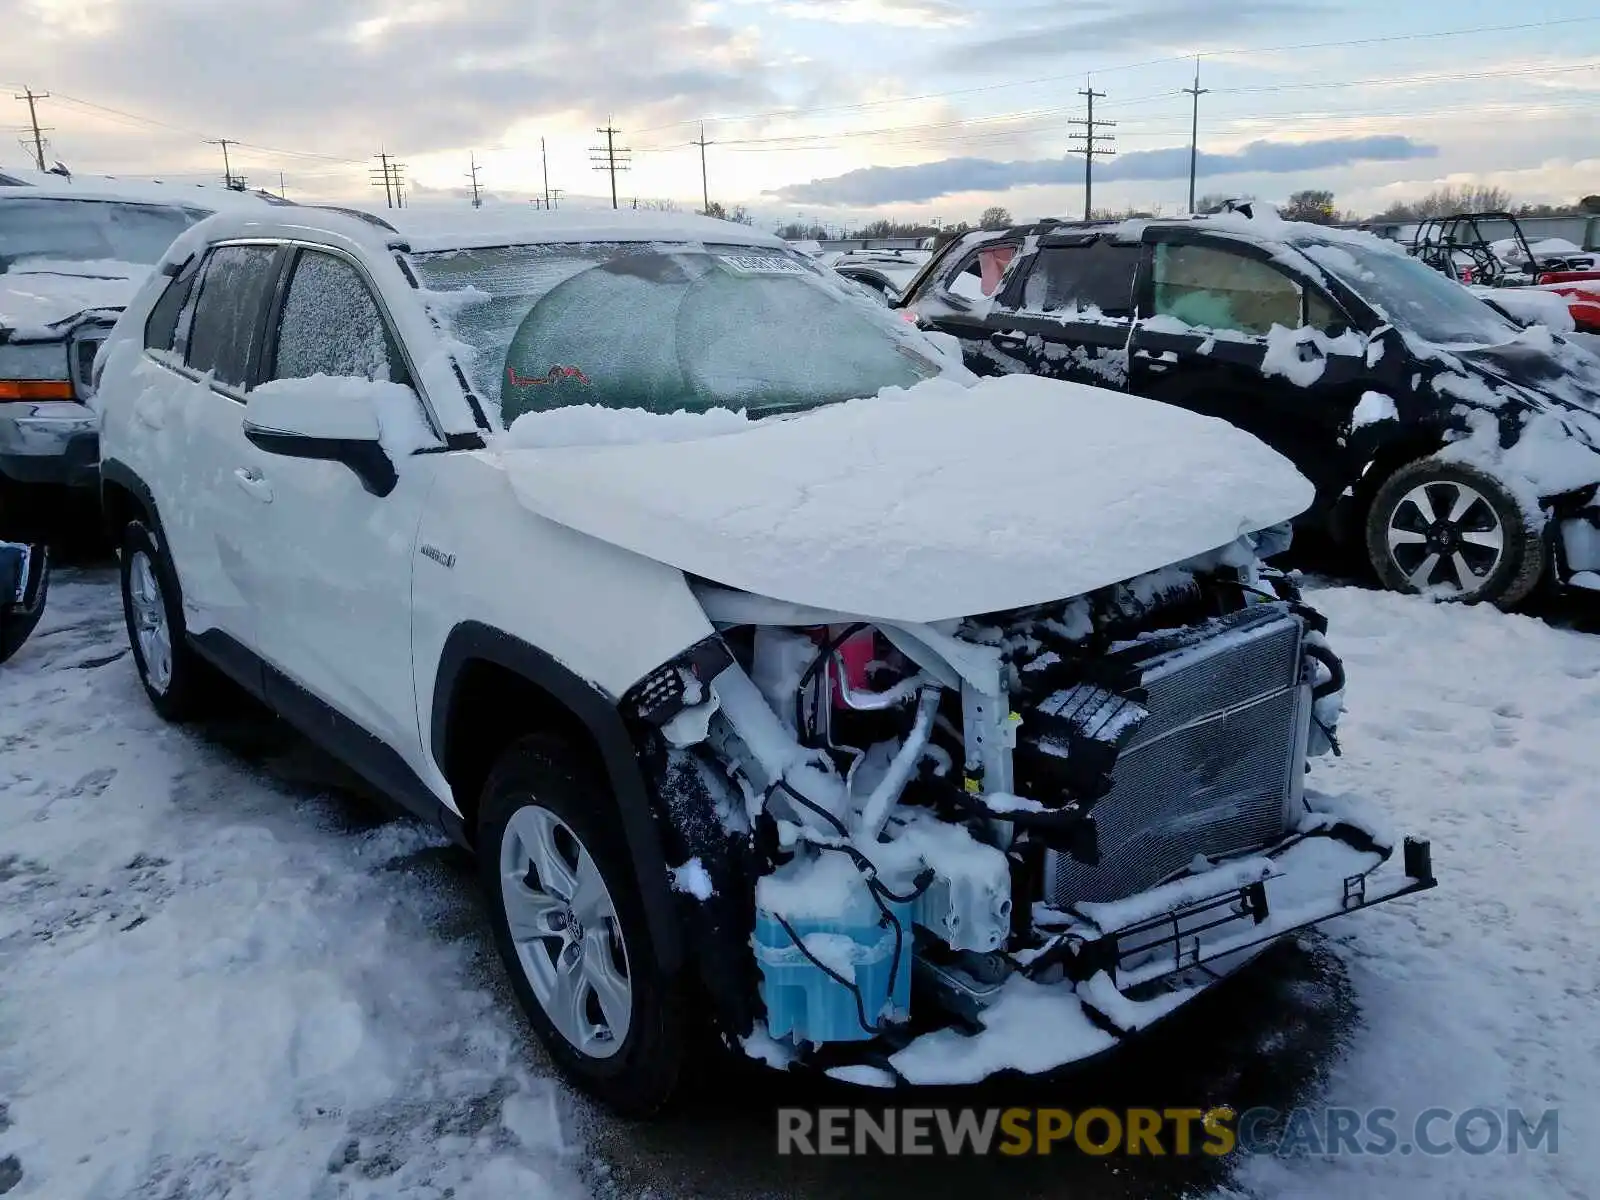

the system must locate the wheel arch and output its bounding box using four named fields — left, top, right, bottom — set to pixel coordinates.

left=100, top=458, right=160, bottom=540
left=431, top=621, right=683, bottom=971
